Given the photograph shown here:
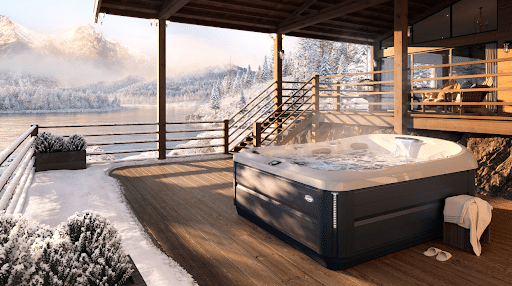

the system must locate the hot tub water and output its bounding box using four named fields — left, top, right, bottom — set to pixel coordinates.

left=276, top=137, right=426, bottom=171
